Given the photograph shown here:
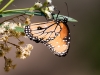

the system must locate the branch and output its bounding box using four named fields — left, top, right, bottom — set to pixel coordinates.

left=0, top=0, right=14, bottom=12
